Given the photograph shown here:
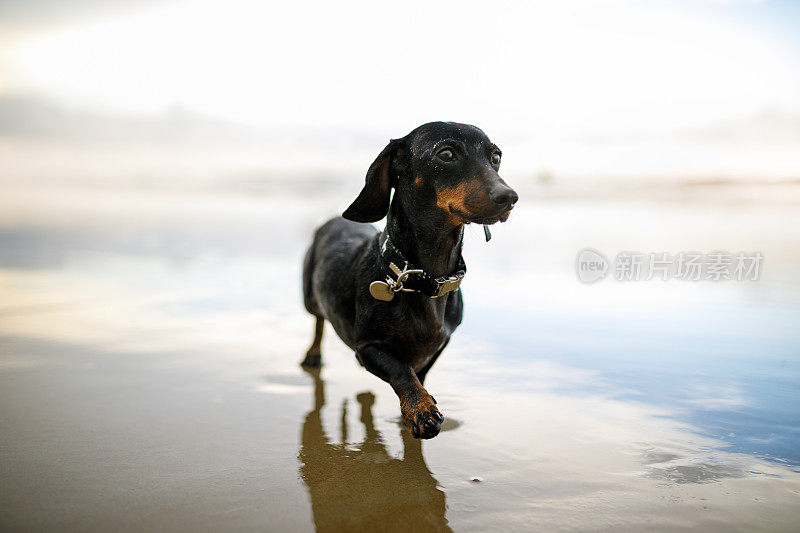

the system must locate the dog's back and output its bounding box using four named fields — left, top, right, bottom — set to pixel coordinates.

left=302, top=216, right=377, bottom=347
